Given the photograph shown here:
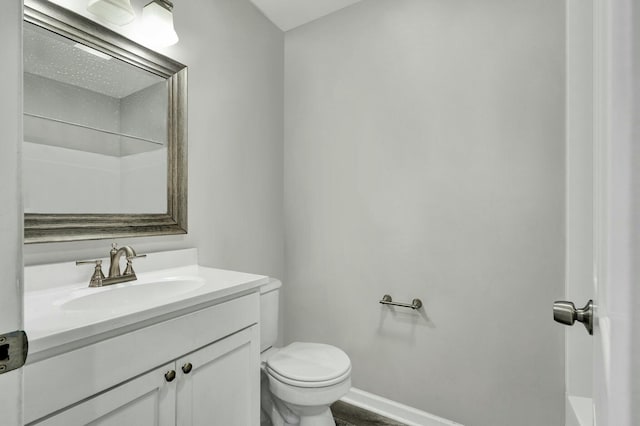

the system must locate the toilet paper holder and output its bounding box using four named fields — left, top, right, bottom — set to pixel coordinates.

left=379, top=294, right=422, bottom=310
